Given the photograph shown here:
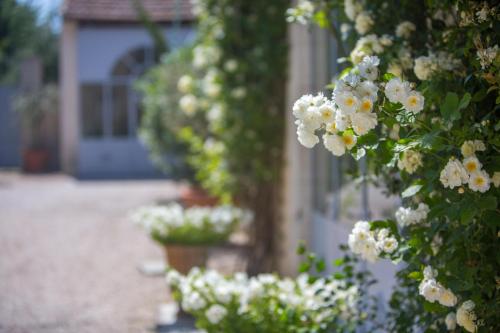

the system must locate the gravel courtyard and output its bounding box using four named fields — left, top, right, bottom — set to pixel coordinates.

left=0, top=172, right=181, bottom=333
